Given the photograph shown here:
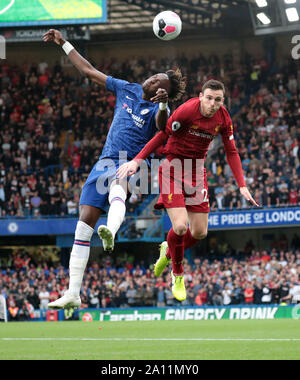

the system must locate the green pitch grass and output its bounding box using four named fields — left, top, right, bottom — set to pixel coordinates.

left=0, top=0, right=103, bottom=22
left=1, top=319, right=300, bottom=360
